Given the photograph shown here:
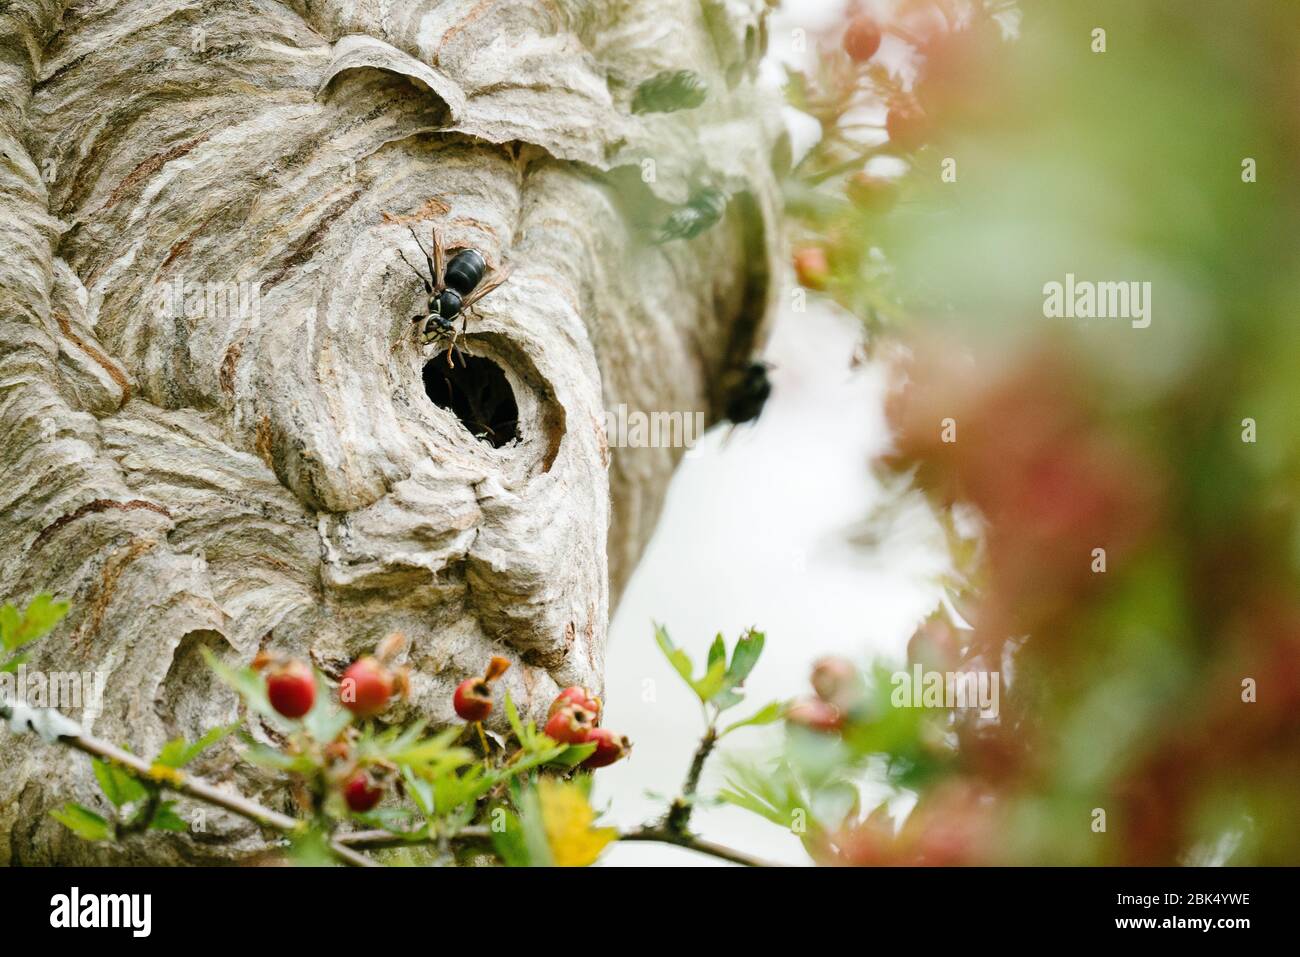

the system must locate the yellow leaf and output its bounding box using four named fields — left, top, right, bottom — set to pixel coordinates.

left=537, top=779, right=616, bottom=867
